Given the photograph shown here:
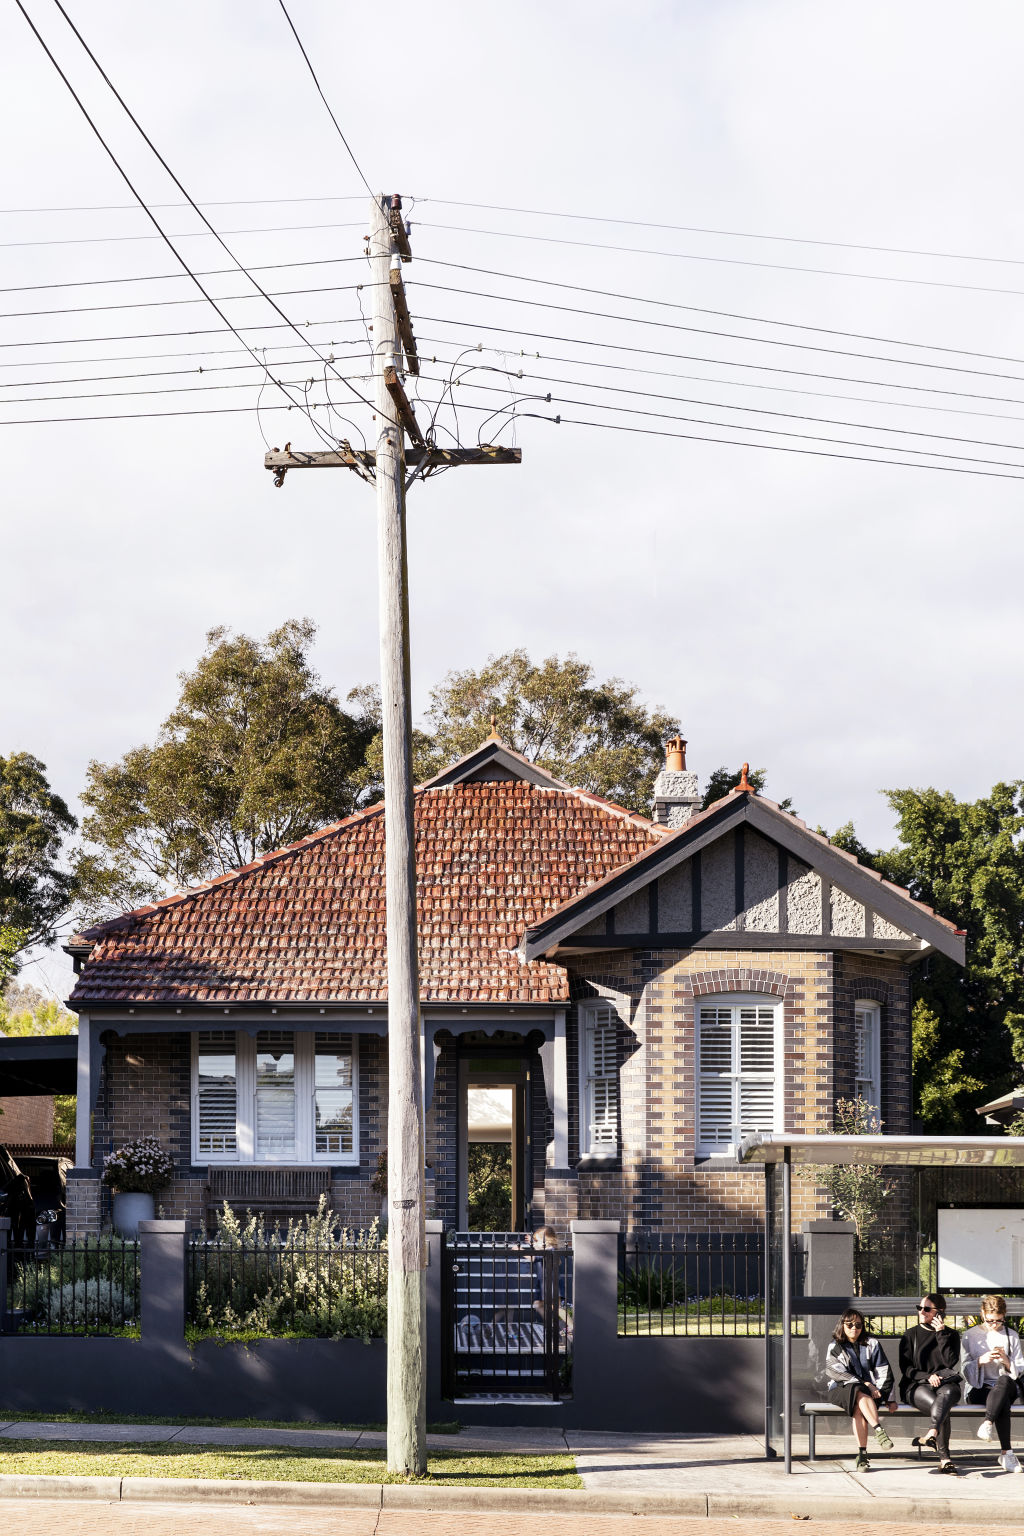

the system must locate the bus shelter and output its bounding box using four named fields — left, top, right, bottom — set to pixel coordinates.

left=741, top=1133, right=1024, bottom=1472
